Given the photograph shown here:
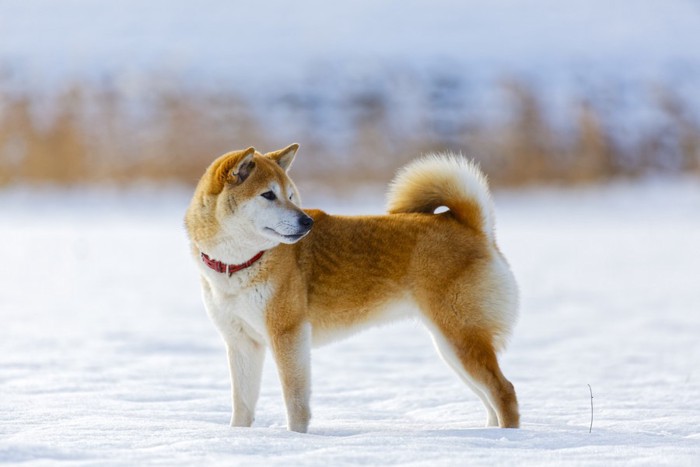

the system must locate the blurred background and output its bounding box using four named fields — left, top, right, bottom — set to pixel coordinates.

left=1, top=0, right=699, bottom=190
